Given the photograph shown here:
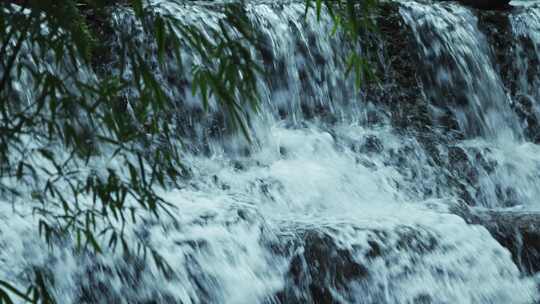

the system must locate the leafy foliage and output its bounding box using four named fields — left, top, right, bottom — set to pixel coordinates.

left=0, top=0, right=378, bottom=302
